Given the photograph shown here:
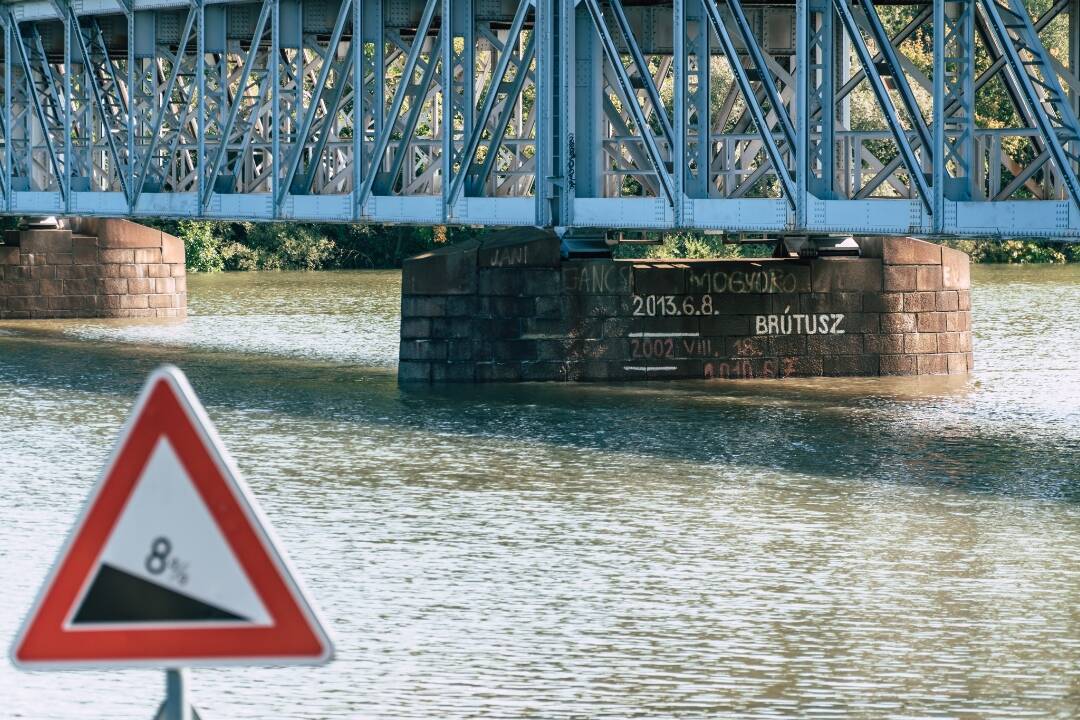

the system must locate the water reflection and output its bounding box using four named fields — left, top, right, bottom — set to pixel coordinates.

left=0, top=265, right=1077, bottom=719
